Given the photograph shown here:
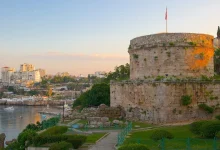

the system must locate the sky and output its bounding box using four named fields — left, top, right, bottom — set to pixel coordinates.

left=0, top=0, right=219, bottom=76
